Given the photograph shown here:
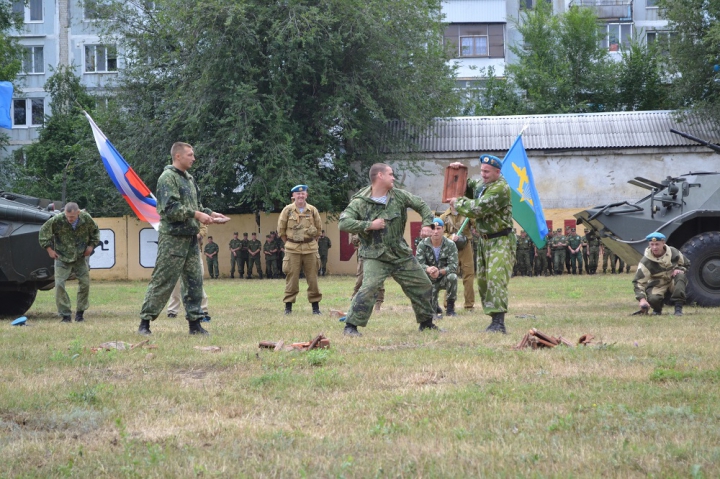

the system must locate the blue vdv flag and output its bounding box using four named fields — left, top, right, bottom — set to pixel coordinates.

left=0, top=81, right=13, bottom=129
left=501, top=135, right=548, bottom=248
